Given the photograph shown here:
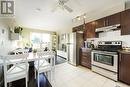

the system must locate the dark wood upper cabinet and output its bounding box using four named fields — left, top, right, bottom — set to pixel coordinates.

left=95, top=13, right=120, bottom=28
left=74, top=9, right=130, bottom=38
left=72, top=25, right=84, bottom=32
left=107, top=13, right=121, bottom=26
left=95, top=18, right=106, bottom=28
left=121, top=9, right=130, bottom=35
left=84, top=21, right=96, bottom=39
left=119, top=53, right=130, bottom=85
